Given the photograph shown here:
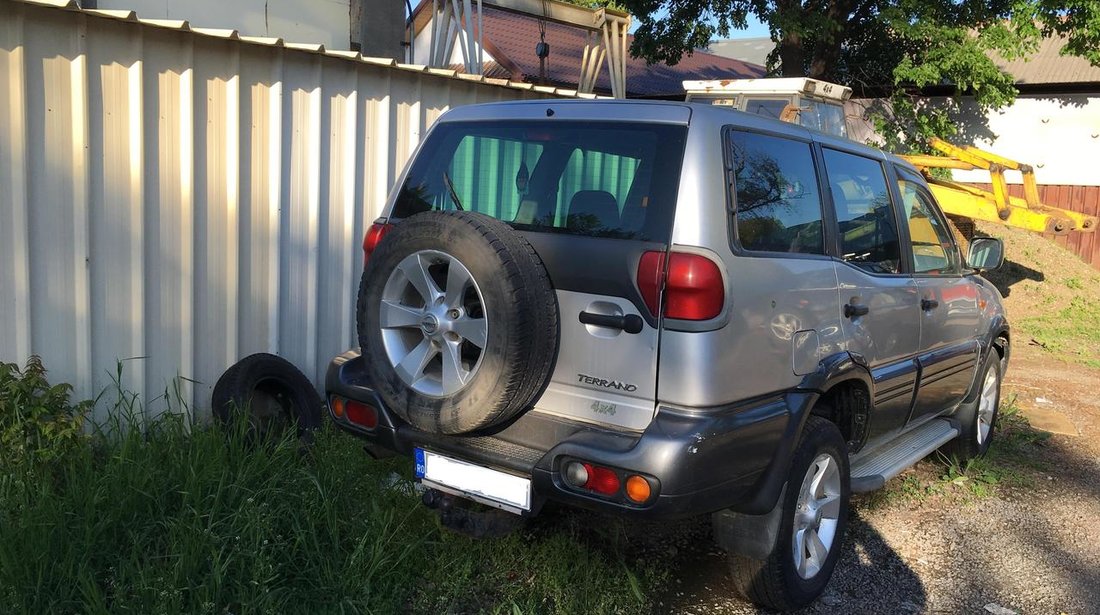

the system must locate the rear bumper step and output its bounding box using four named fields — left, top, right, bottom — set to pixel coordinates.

left=850, top=419, right=958, bottom=493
